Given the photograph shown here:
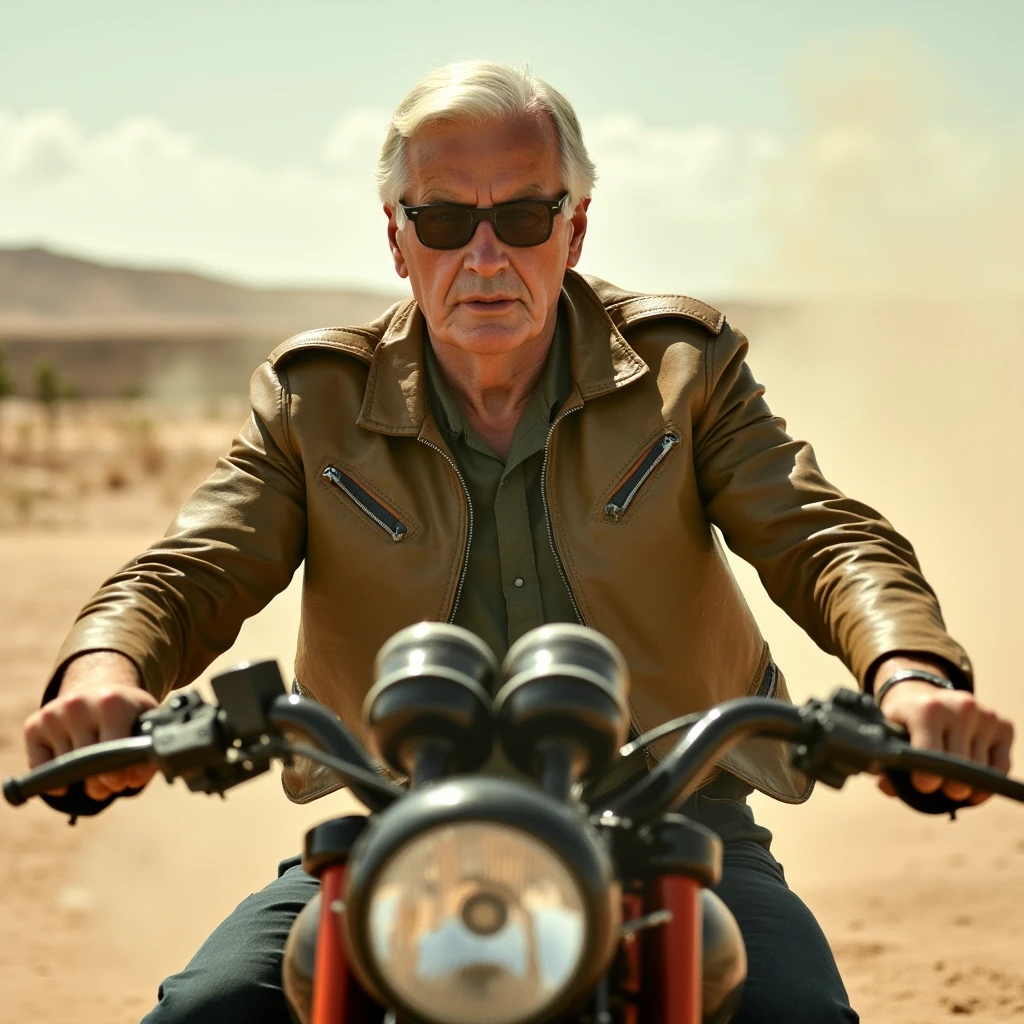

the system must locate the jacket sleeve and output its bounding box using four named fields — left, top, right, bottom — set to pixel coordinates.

left=46, top=360, right=307, bottom=703
left=692, top=322, right=972, bottom=691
